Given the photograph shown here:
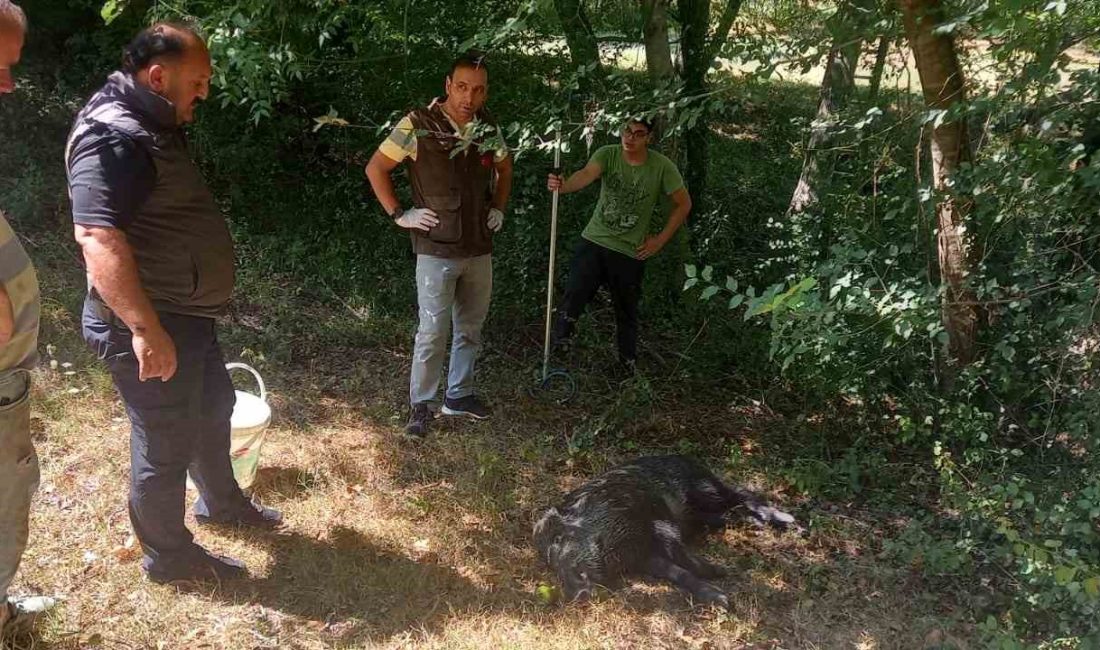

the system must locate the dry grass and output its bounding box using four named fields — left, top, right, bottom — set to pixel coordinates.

left=3, top=244, right=973, bottom=650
